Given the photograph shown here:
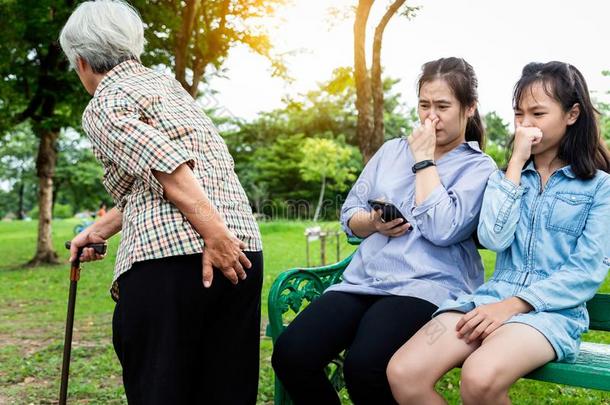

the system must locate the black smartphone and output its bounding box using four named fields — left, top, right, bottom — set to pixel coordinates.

left=367, top=199, right=408, bottom=226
